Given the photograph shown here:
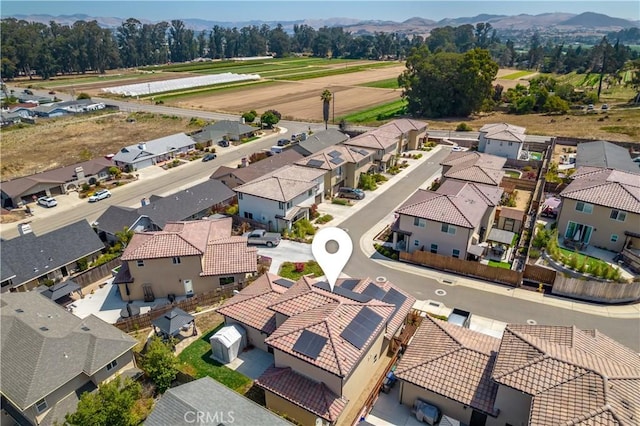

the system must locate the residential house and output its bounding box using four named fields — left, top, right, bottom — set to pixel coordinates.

left=115, top=217, right=257, bottom=301
left=8, top=103, right=38, bottom=118
left=557, top=167, right=640, bottom=252
left=392, top=179, right=503, bottom=257
left=396, top=317, right=640, bottom=426
left=0, top=292, right=138, bottom=426
left=440, top=151, right=507, bottom=186
left=145, top=376, right=291, bottom=426
left=235, top=165, right=325, bottom=232
left=0, top=111, right=21, bottom=127
left=478, top=123, right=527, bottom=159
left=344, top=119, right=428, bottom=171
left=113, top=133, right=196, bottom=171
left=217, top=273, right=415, bottom=425
left=495, top=207, right=525, bottom=233
left=32, top=104, right=70, bottom=118
left=211, top=149, right=305, bottom=189
left=94, top=179, right=235, bottom=242
left=193, top=120, right=257, bottom=145
left=291, top=129, right=350, bottom=156
left=576, top=140, right=638, bottom=173
left=0, top=220, right=104, bottom=293
left=1, top=158, right=113, bottom=208
left=295, top=145, right=374, bottom=197
left=17, top=94, right=54, bottom=104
